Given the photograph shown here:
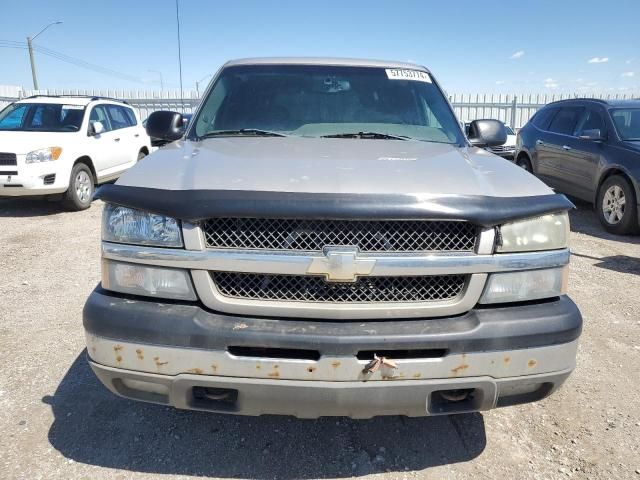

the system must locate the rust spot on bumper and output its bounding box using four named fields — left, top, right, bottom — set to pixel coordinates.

left=135, top=349, right=144, bottom=360
left=154, top=357, right=168, bottom=369
left=528, top=359, right=537, bottom=368
left=451, top=364, right=469, bottom=375
left=187, top=368, right=204, bottom=374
